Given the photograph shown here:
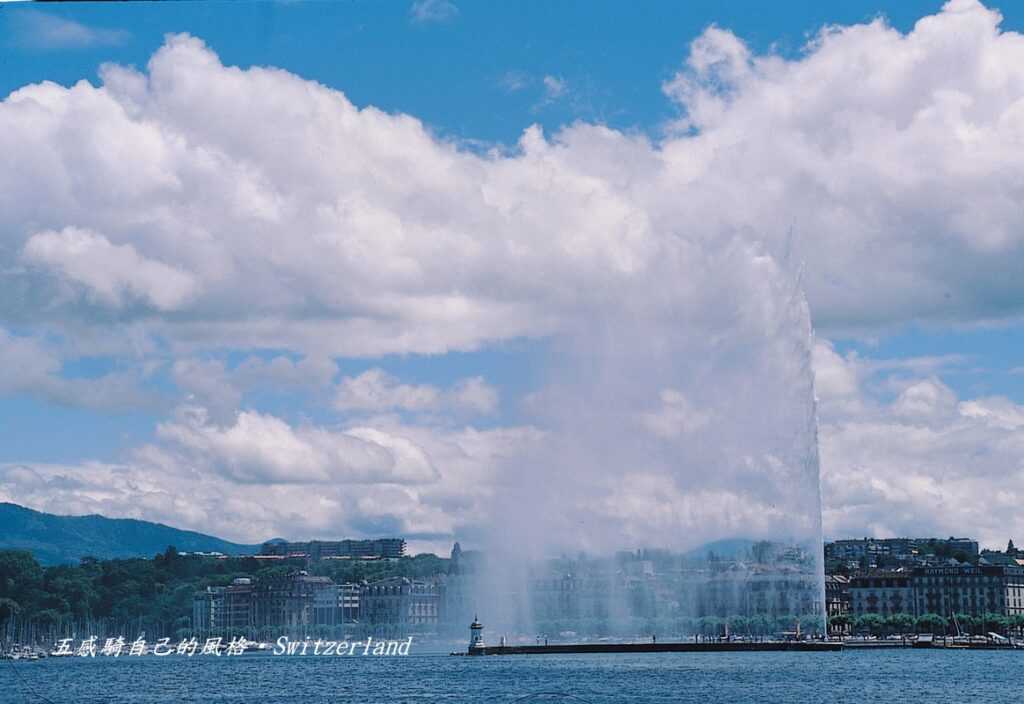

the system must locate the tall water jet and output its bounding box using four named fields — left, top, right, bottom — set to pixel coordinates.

left=460, top=236, right=826, bottom=639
